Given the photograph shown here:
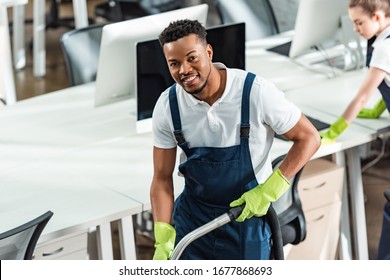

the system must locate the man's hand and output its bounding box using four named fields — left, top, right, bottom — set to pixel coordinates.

left=230, top=169, right=290, bottom=222
left=153, top=222, right=176, bottom=260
